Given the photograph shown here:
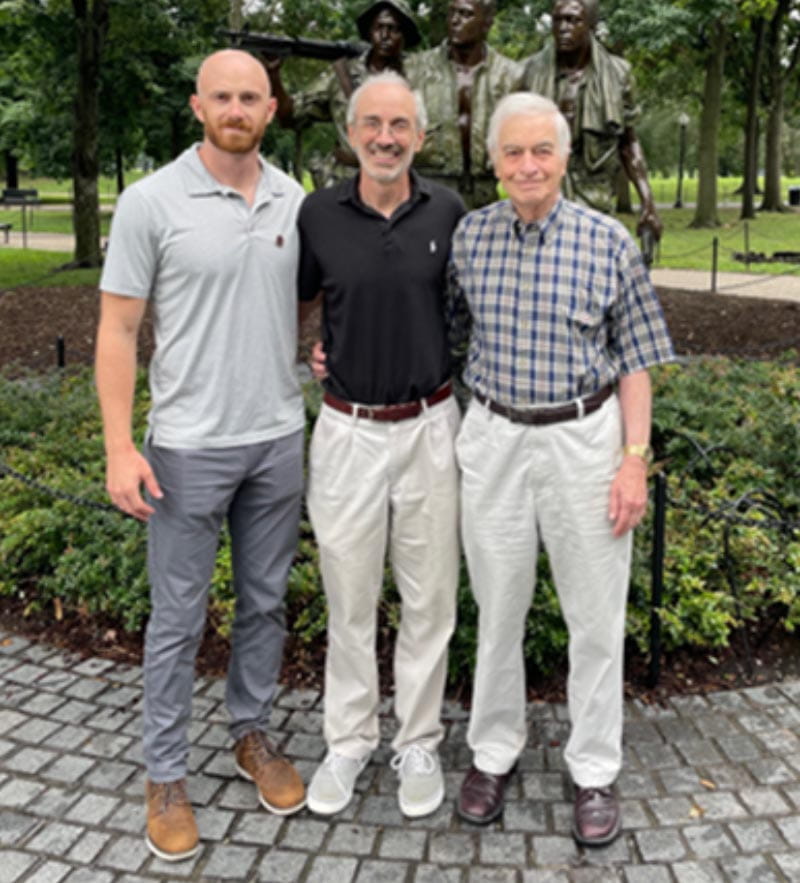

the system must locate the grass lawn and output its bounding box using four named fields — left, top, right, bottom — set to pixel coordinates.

left=617, top=206, right=800, bottom=274
left=0, top=249, right=101, bottom=289
left=0, top=205, right=113, bottom=237
left=16, top=170, right=148, bottom=201
left=2, top=172, right=799, bottom=284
